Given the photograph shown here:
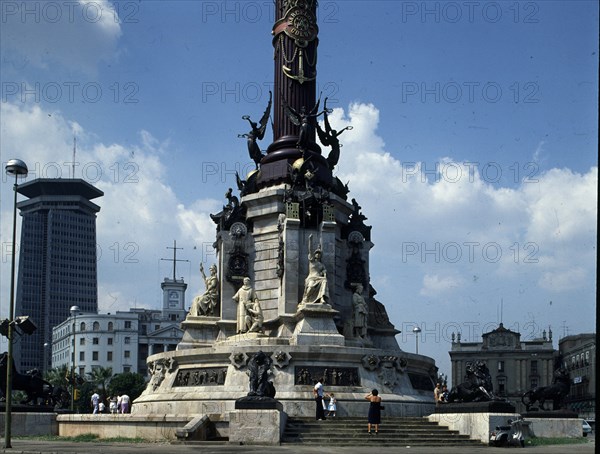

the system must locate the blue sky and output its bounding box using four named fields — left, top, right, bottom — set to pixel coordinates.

left=1, top=1, right=597, bottom=382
